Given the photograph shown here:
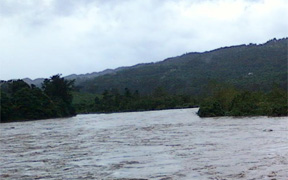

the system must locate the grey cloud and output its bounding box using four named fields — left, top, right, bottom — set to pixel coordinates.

left=0, top=0, right=287, bottom=80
